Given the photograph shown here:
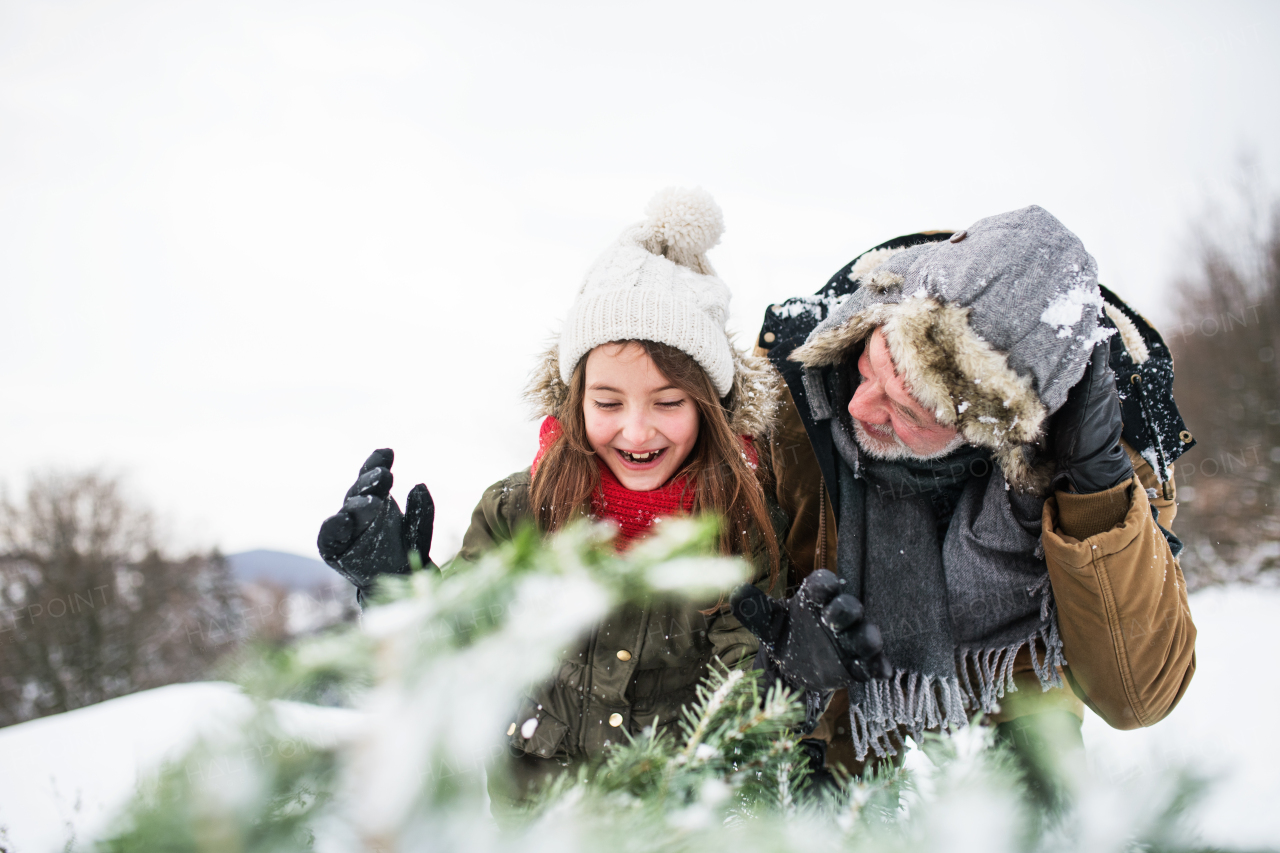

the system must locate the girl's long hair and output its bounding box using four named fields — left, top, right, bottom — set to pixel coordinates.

left=530, top=340, right=780, bottom=591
